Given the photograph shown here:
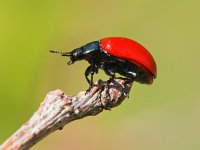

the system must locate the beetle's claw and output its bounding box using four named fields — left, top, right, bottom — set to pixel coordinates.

left=122, top=78, right=133, bottom=98
left=85, top=84, right=97, bottom=95
left=123, top=90, right=130, bottom=98
left=85, top=86, right=92, bottom=94
left=67, top=60, right=74, bottom=65
left=124, top=79, right=134, bottom=85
